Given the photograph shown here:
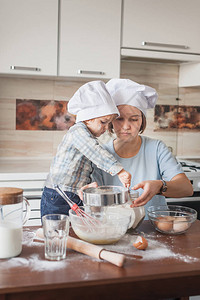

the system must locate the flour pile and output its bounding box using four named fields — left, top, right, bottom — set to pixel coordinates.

left=104, top=233, right=200, bottom=263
